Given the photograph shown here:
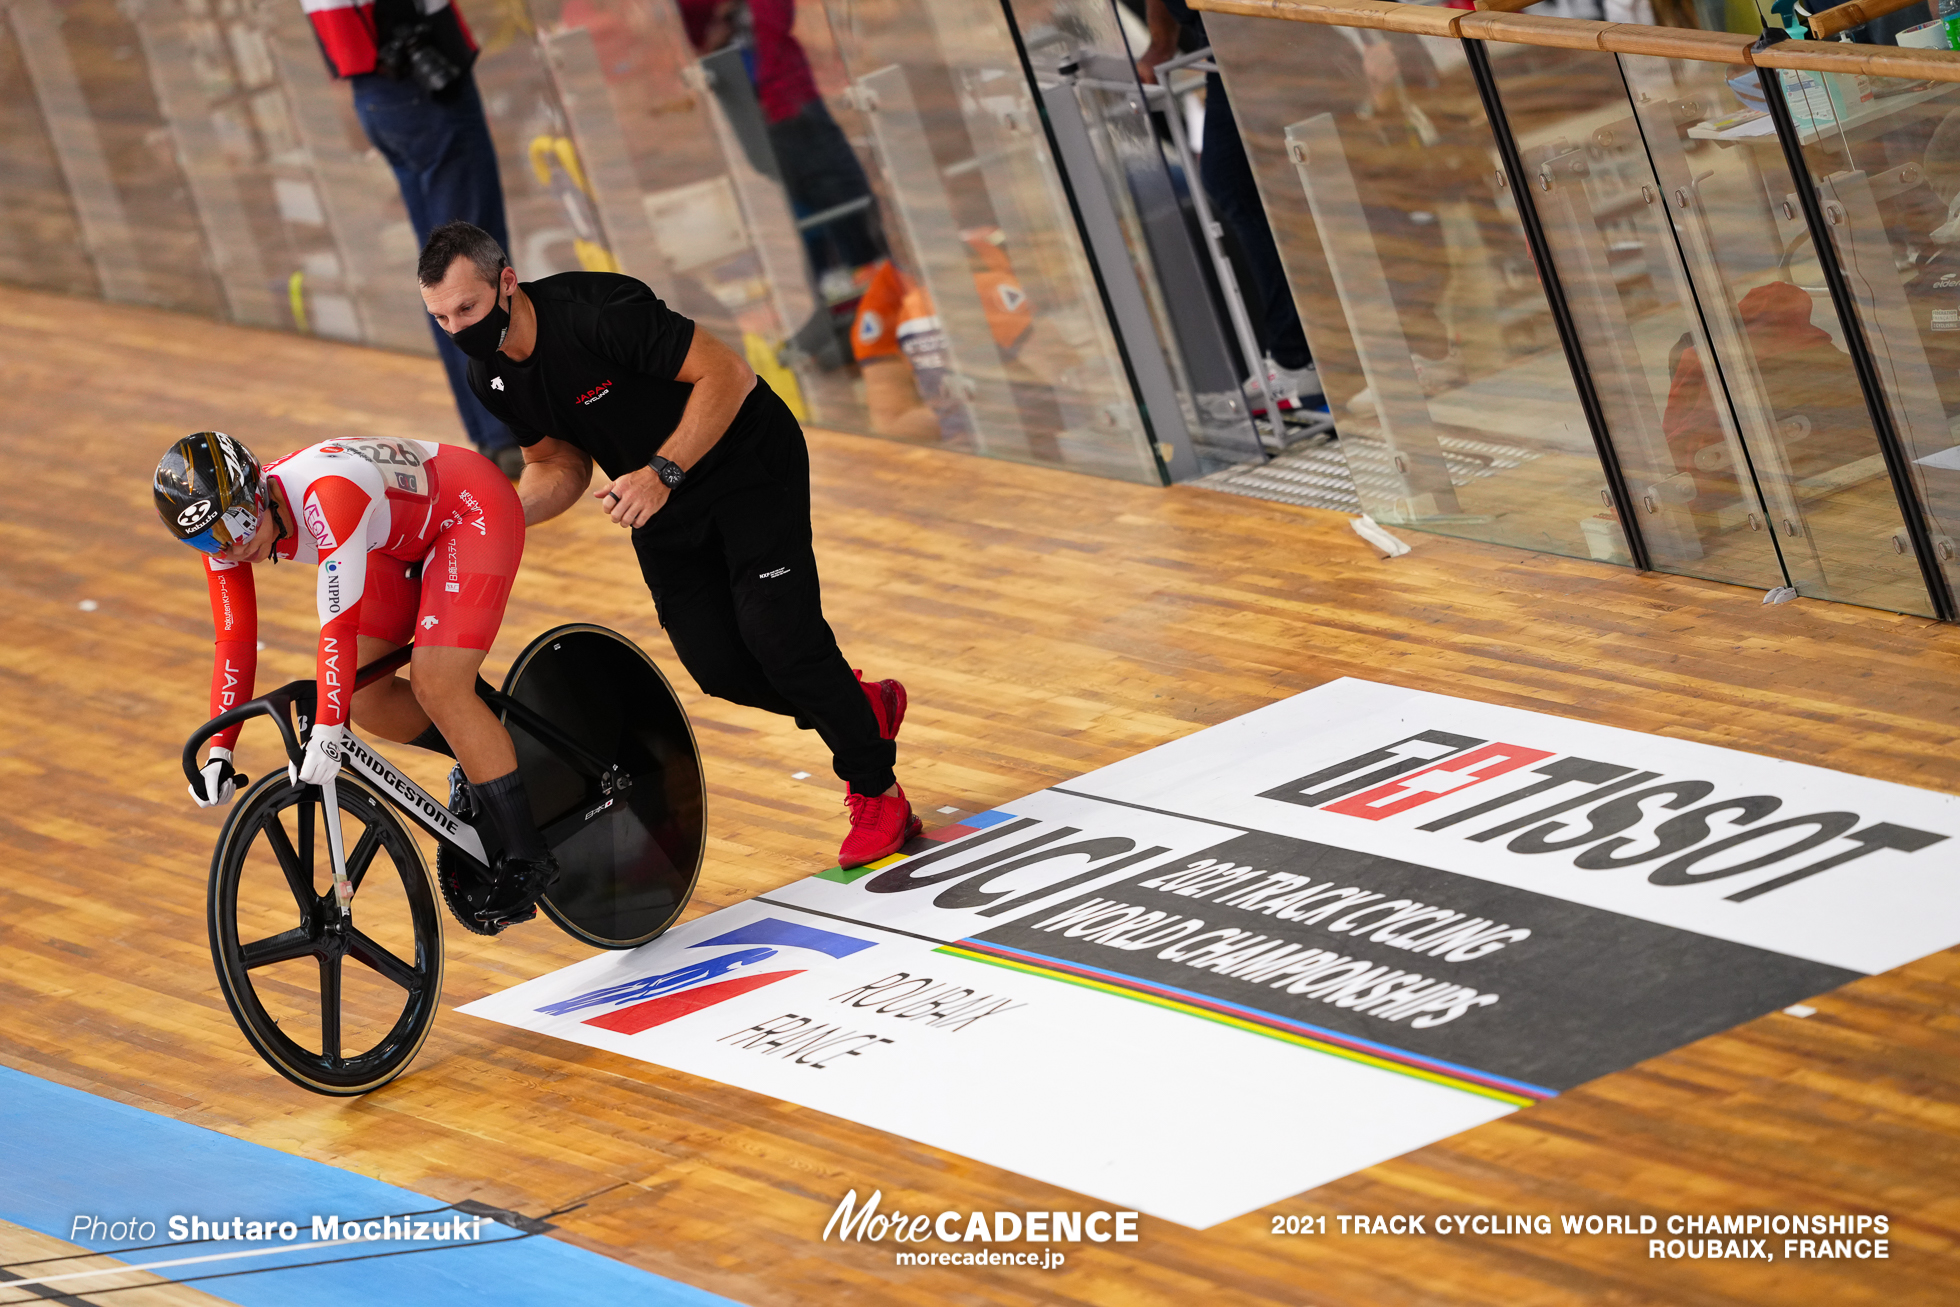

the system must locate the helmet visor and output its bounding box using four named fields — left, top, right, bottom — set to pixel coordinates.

left=179, top=501, right=261, bottom=555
